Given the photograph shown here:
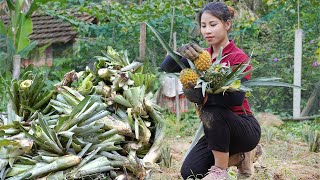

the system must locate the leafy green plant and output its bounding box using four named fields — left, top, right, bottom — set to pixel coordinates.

left=0, top=0, right=66, bottom=78
left=164, top=108, right=200, bottom=137
left=0, top=73, right=11, bottom=112
left=263, top=126, right=275, bottom=144
left=160, top=143, right=172, bottom=168
left=237, top=0, right=320, bottom=115
left=301, top=124, right=319, bottom=152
